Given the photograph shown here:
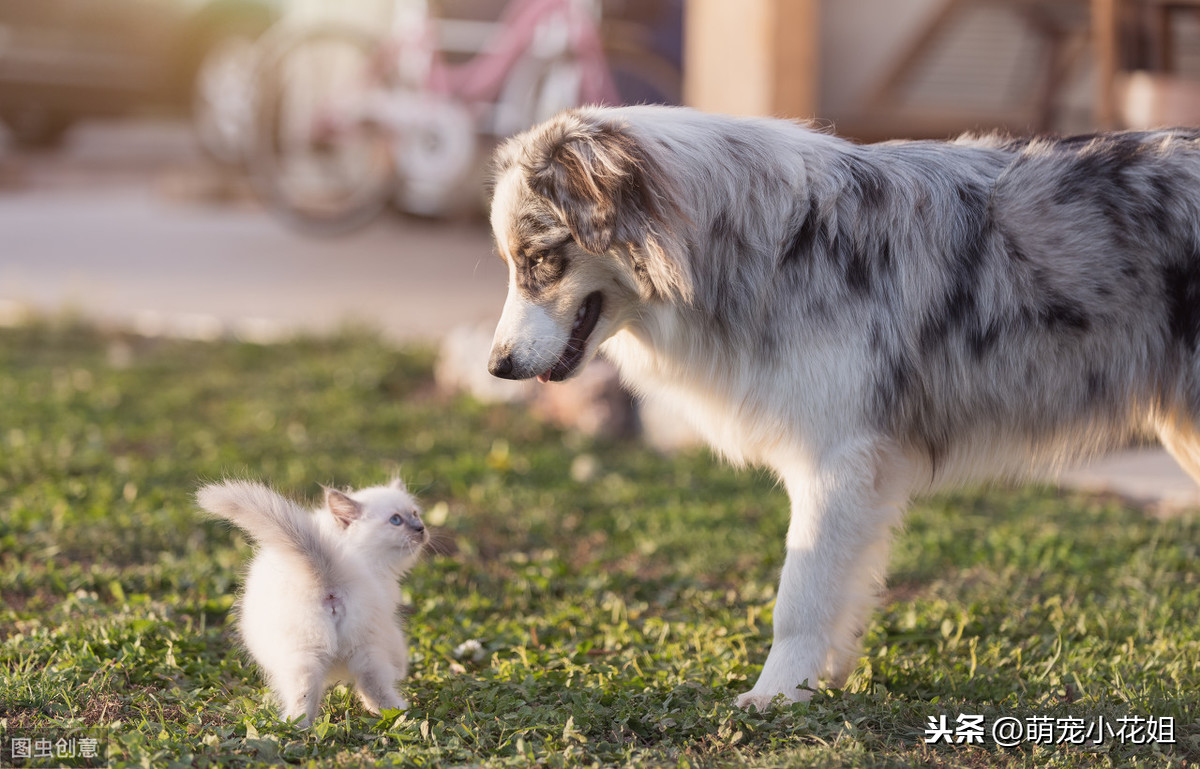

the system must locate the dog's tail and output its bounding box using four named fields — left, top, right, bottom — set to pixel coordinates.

left=197, top=480, right=339, bottom=584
